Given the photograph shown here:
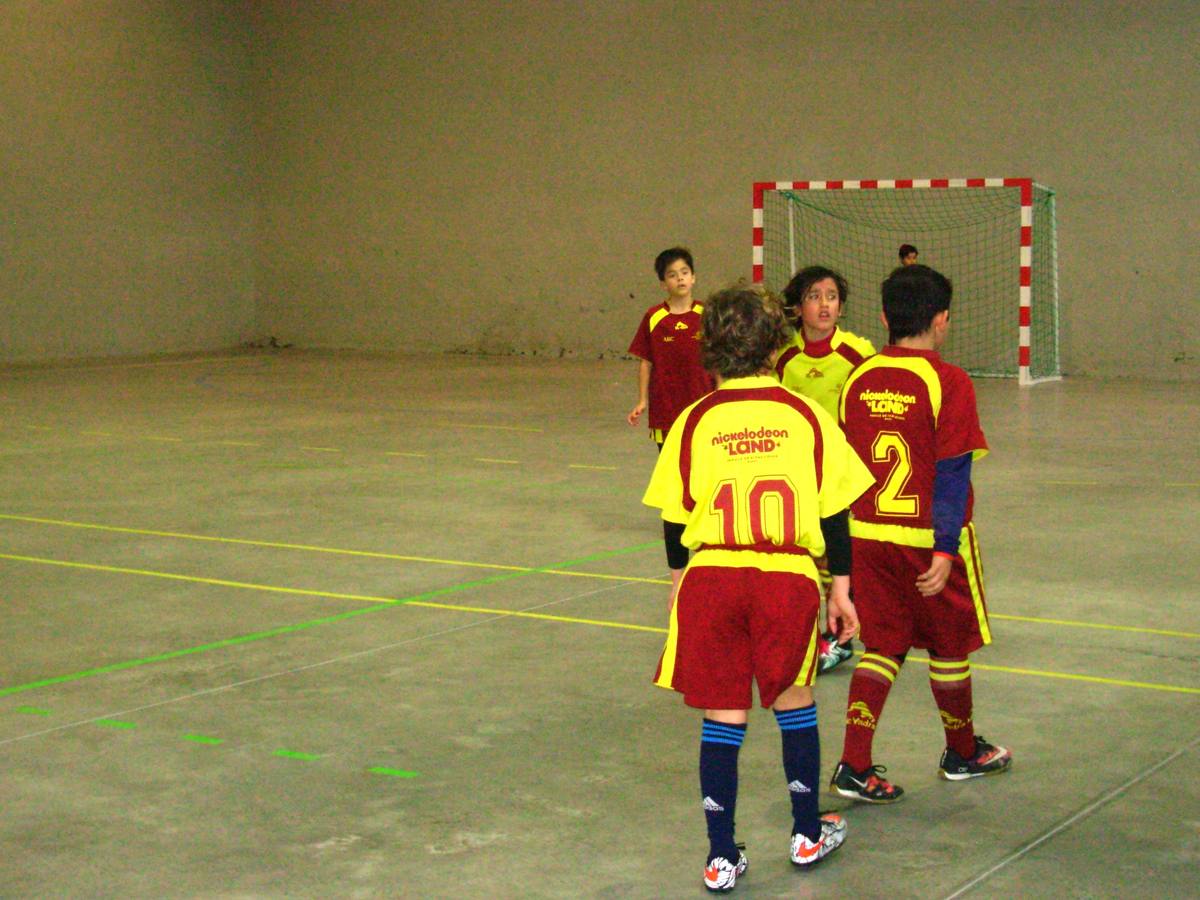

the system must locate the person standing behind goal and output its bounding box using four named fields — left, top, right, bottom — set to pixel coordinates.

left=627, top=247, right=715, bottom=608
left=829, top=264, right=1012, bottom=806
left=644, top=283, right=874, bottom=892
